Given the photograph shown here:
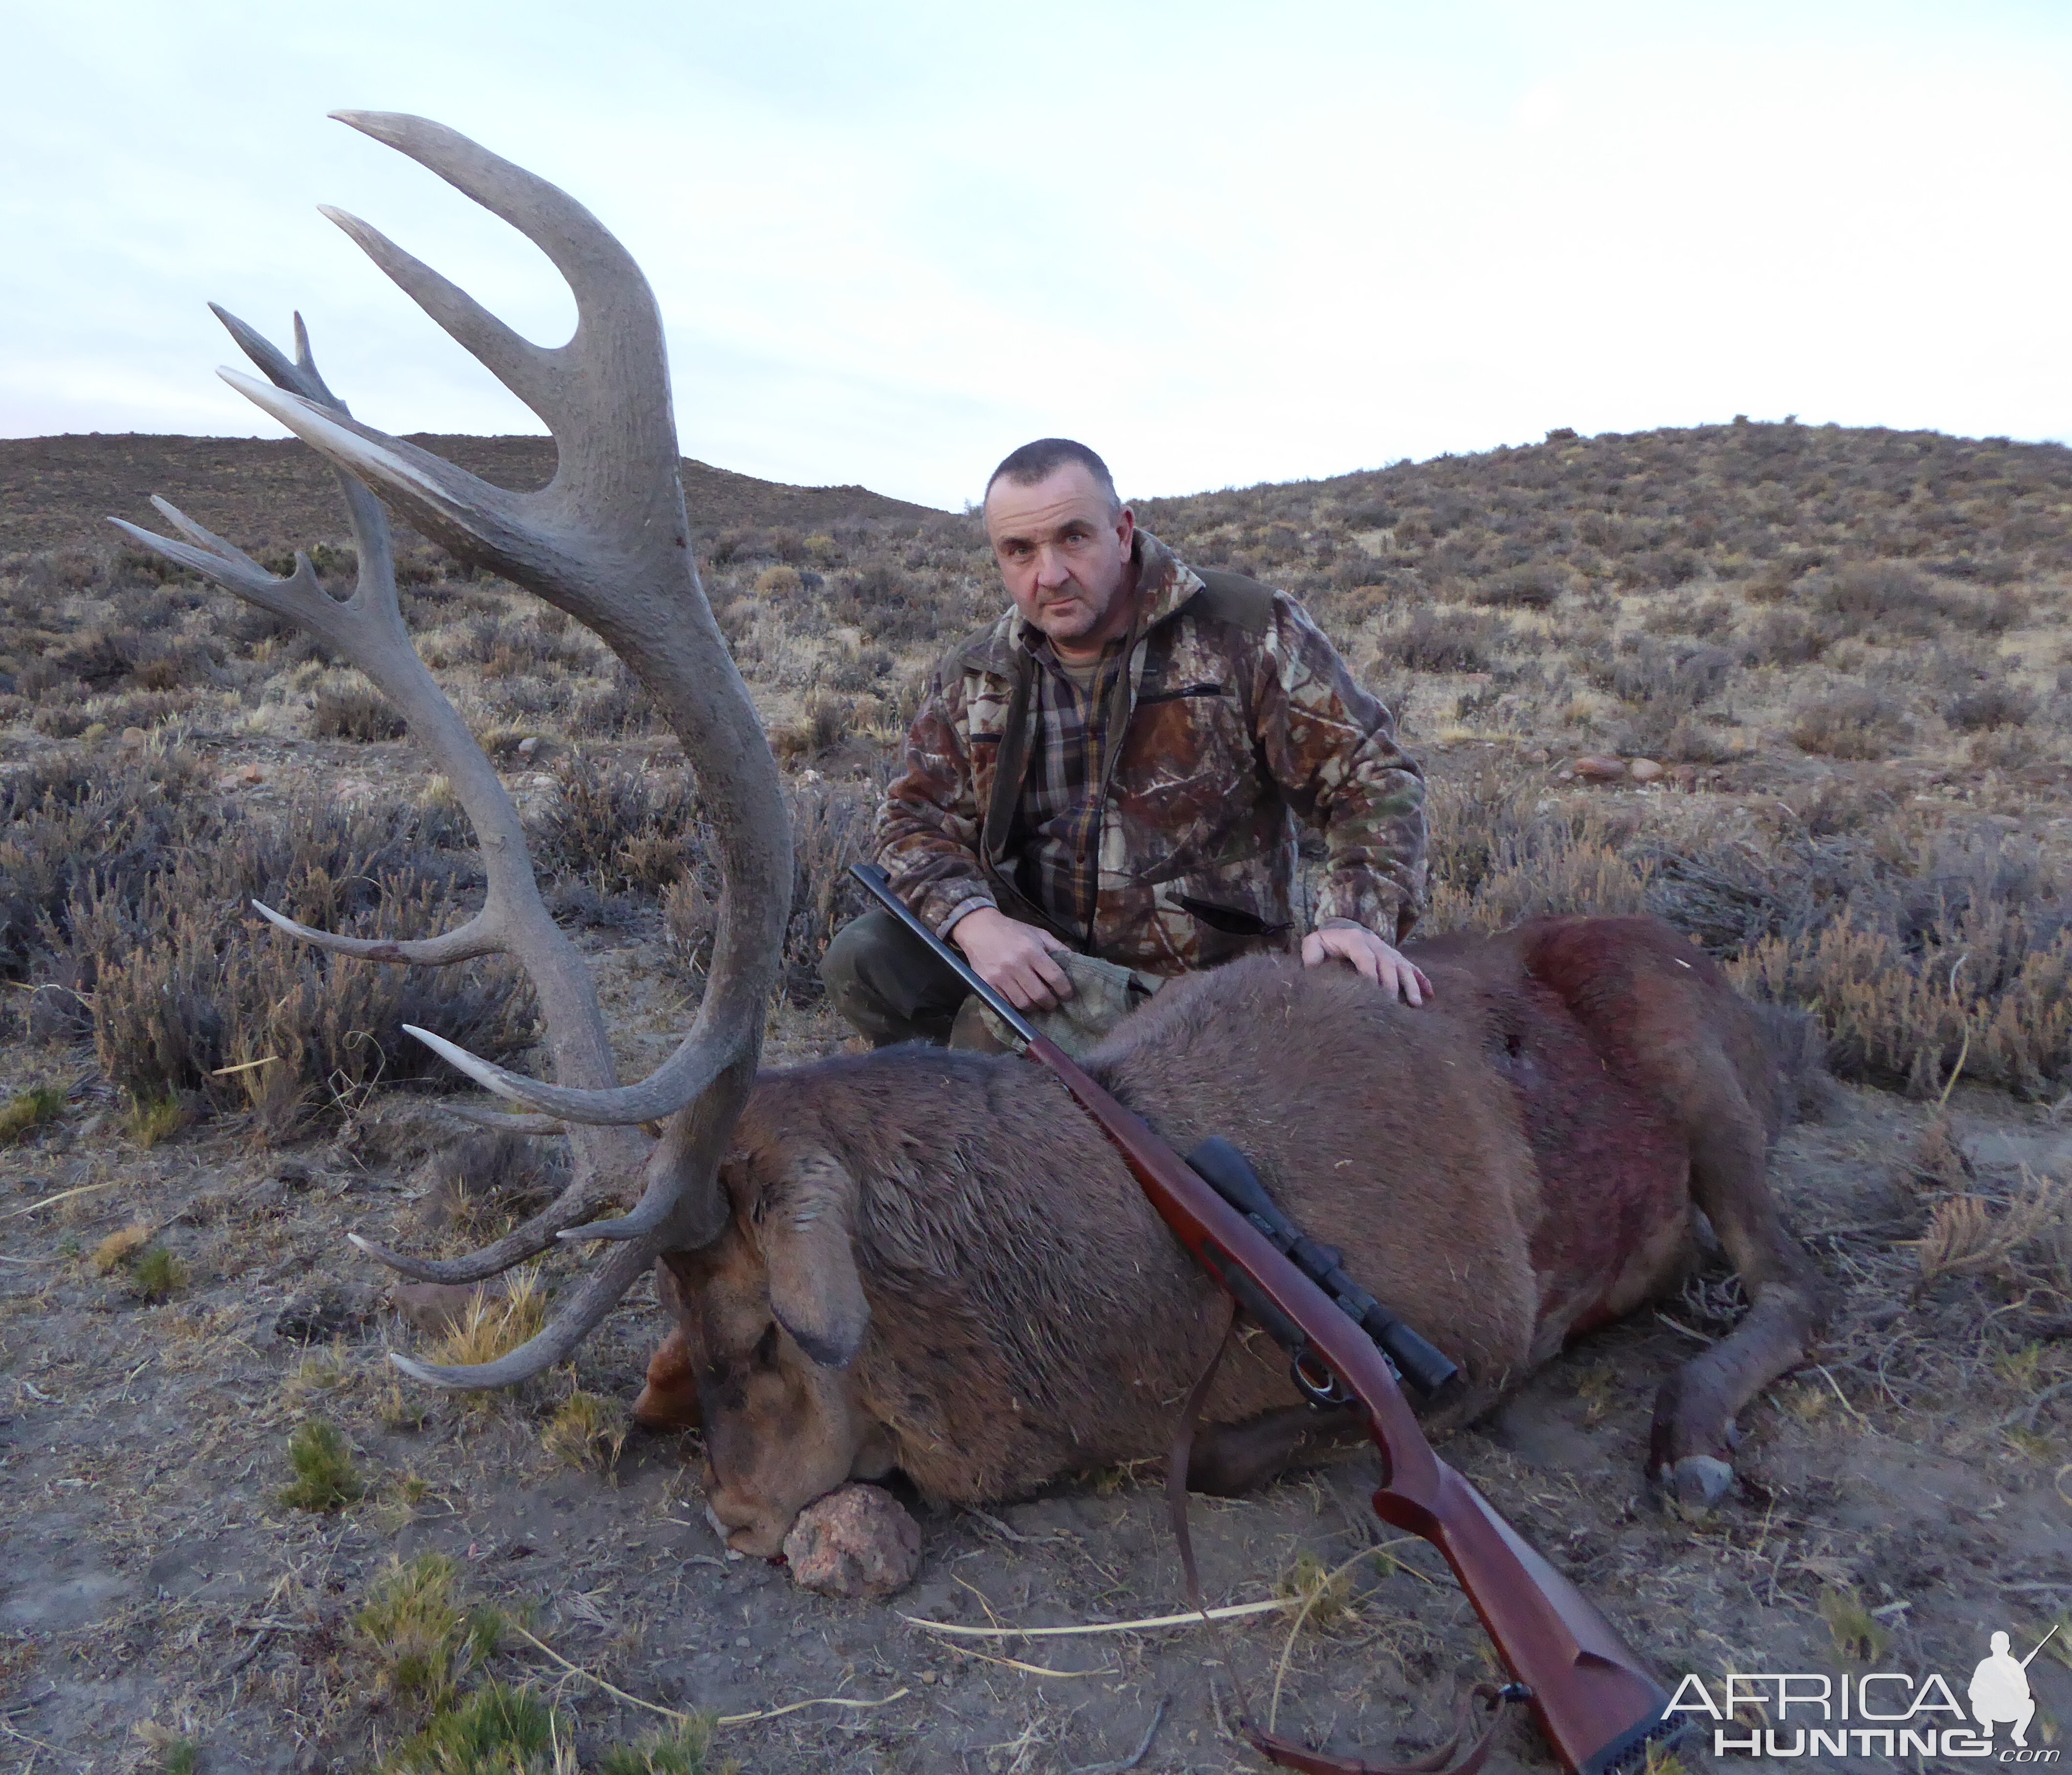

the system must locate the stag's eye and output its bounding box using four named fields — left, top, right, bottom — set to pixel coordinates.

left=752, top=1323, right=781, bottom=1368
